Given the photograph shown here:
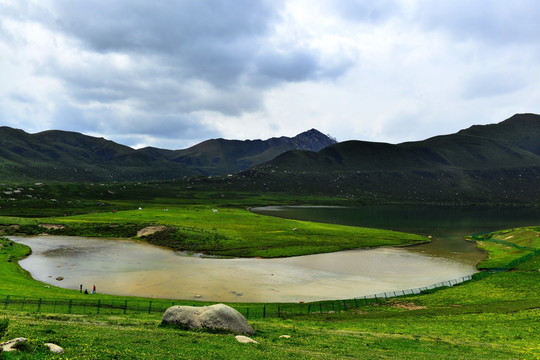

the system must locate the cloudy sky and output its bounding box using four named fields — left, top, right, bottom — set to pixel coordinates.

left=1, top=0, right=539, bottom=149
